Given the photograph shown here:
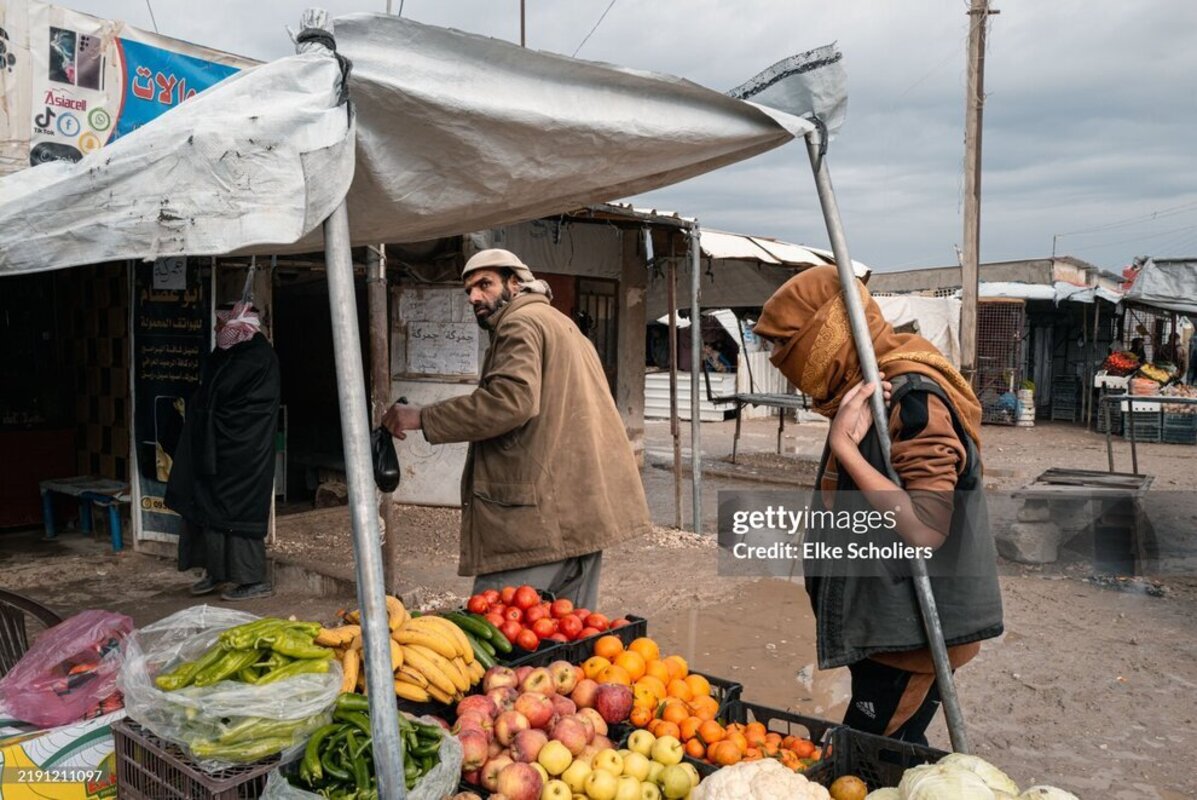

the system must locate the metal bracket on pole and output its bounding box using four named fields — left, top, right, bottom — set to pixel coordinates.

left=804, top=124, right=971, bottom=754
left=298, top=9, right=406, bottom=796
